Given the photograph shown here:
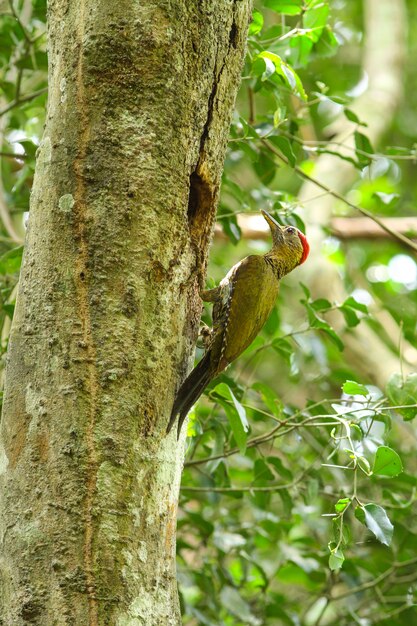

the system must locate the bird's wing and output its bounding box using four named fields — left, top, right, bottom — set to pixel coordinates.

left=212, top=255, right=279, bottom=372
left=211, top=260, right=242, bottom=332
